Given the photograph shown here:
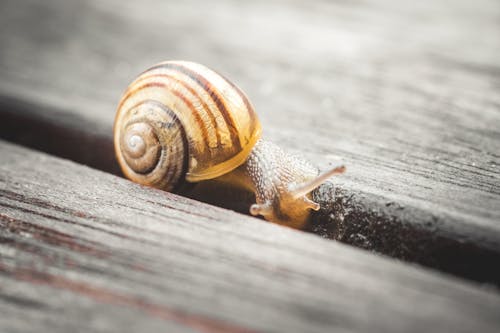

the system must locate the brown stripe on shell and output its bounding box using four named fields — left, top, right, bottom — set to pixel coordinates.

left=129, top=99, right=188, bottom=191
left=219, top=72, right=258, bottom=144
left=117, top=81, right=165, bottom=114
left=168, top=89, right=212, bottom=157
left=147, top=99, right=189, bottom=191
left=126, top=72, right=222, bottom=147
left=116, top=81, right=161, bottom=115
left=118, top=81, right=212, bottom=157
left=150, top=62, right=242, bottom=151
